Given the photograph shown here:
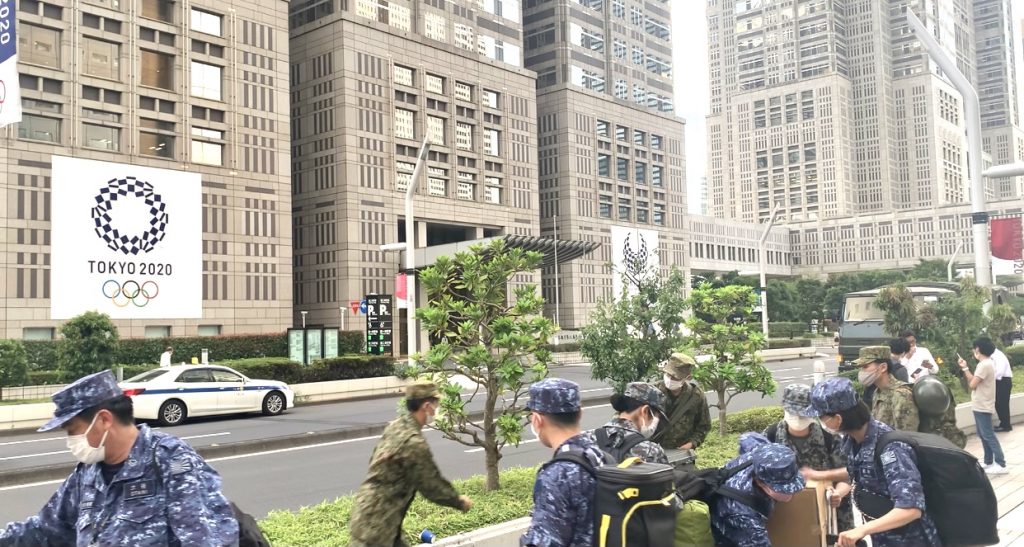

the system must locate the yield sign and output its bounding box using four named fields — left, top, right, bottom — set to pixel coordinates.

left=350, top=300, right=361, bottom=315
